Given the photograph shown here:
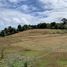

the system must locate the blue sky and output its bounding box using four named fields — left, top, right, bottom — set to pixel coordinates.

left=0, top=0, right=67, bottom=29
